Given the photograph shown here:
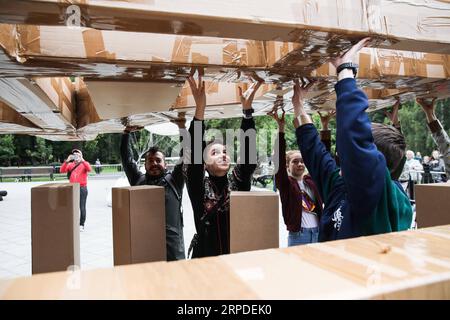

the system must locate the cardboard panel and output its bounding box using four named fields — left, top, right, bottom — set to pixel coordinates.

left=31, top=183, right=80, bottom=274
left=1, top=0, right=449, bottom=54
left=415, top=183, right=450, bottom=228
left=85, top=81, right=182, bottom=119
left=112, top=186, right=166, bottom=265
left=230, top=191, right=279, bottom=253
left=0, top=101, right=39, bottom=129
left=0, top=77, right=75, bottom=131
